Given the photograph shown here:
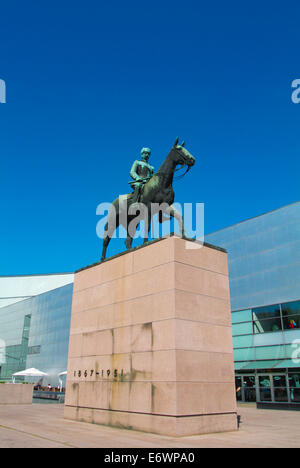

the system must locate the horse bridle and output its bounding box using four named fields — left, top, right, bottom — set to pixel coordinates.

left=155, top=146, right=193, bottom=181
left=171, top=146, right=193, bottom=178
